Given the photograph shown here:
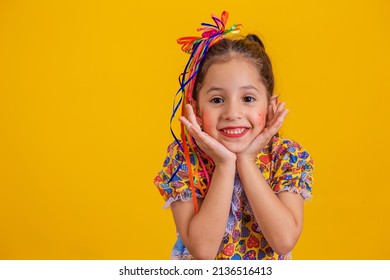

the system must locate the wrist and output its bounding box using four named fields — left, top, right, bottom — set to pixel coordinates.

left=236, top=156, right=262, bottom=178
left=236, top=154, right=257, bottom=165
left=236, top=155, right=259, bottom=173
left=214, top=157, right=237, bottom=169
